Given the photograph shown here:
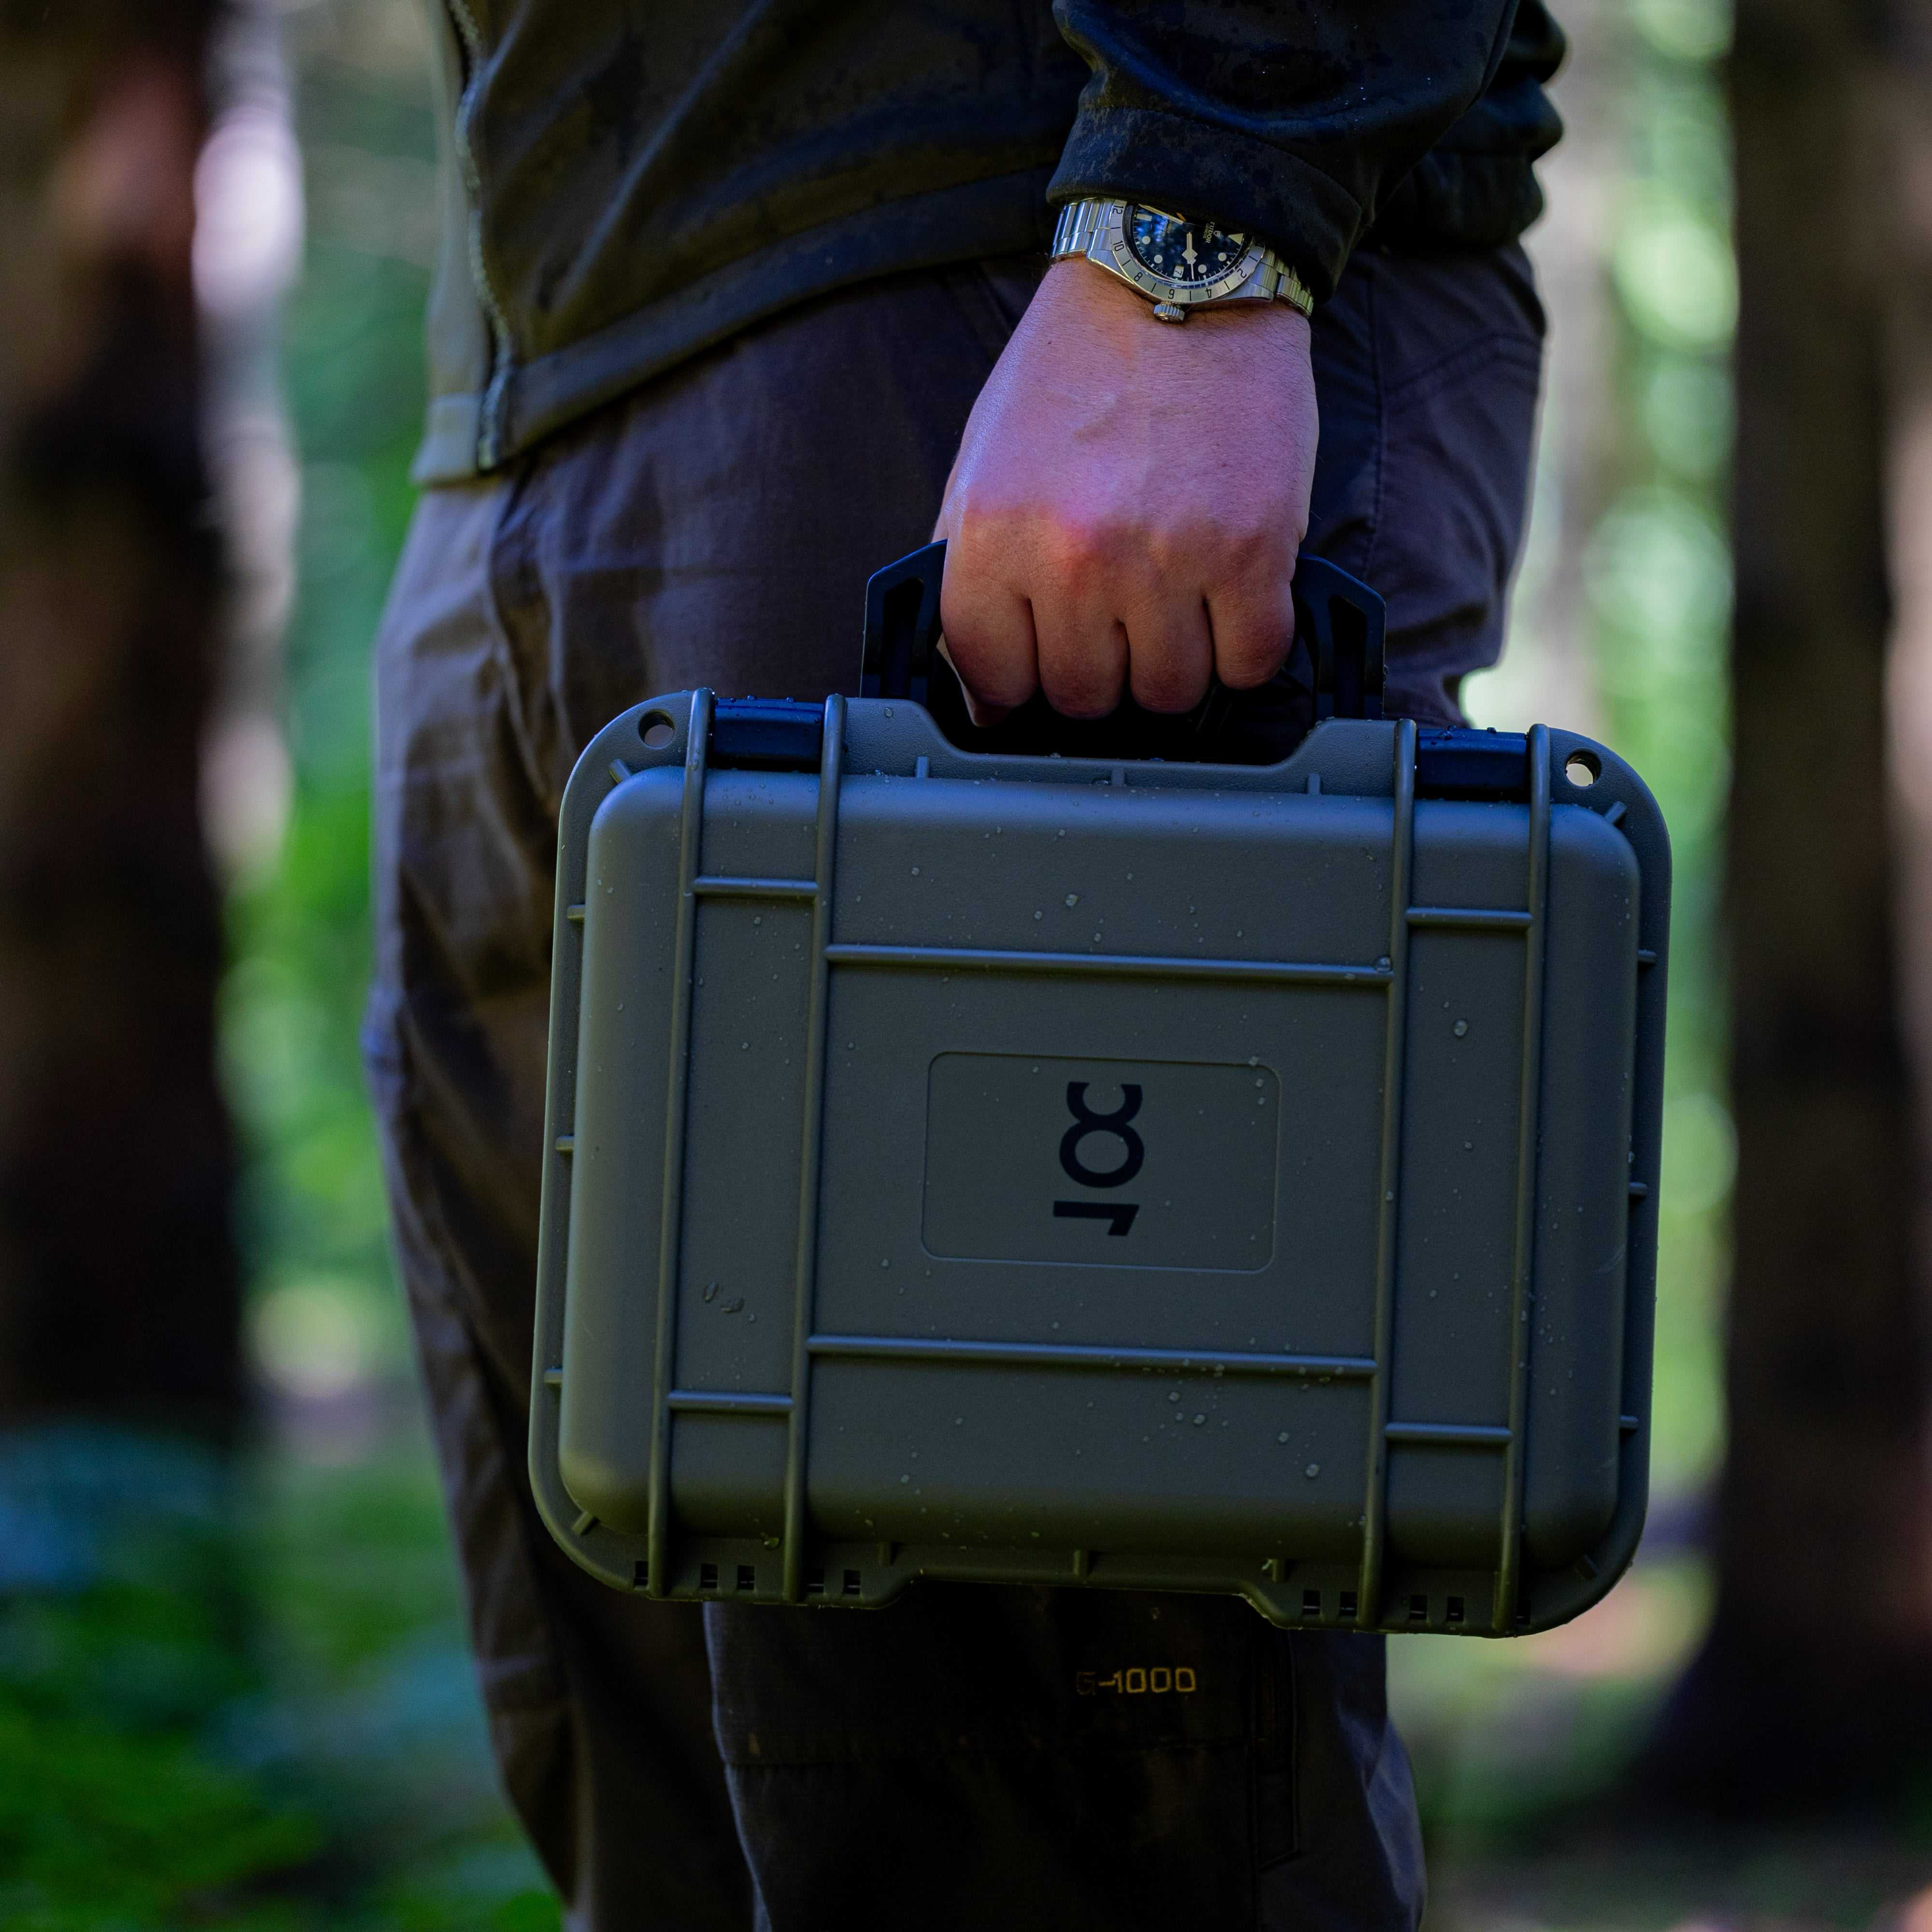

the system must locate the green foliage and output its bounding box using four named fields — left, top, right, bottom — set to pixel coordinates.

left=1595, top=4, right=1735, bottom=1504
left=1393, top=0, right=1741, bottom=1863
left=0, top=1444, right=559, bottom=1929
left=0, top=1703, right=320, bottom=1930
left=1466, top=0, right=1735, bottom=1505
left=225, top=167, right=432, bottom=1352
left=247, top=1441, right=464, bottom=1682
left=225, top=781, right=390, bottom=1302
left=0, top=13, right=557, bottom=1930
left=0, top=1435, right=309, bottom=1927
